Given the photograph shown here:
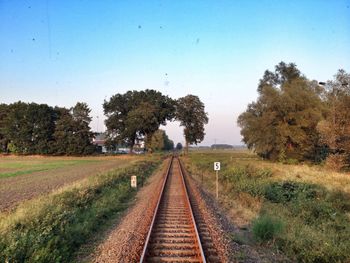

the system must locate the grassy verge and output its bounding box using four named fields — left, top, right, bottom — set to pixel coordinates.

left=0, top=159, right=99, bottom=178
left=0, top=158, right=161, bottom=262
left=183, top=151, right=350, bottom=263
